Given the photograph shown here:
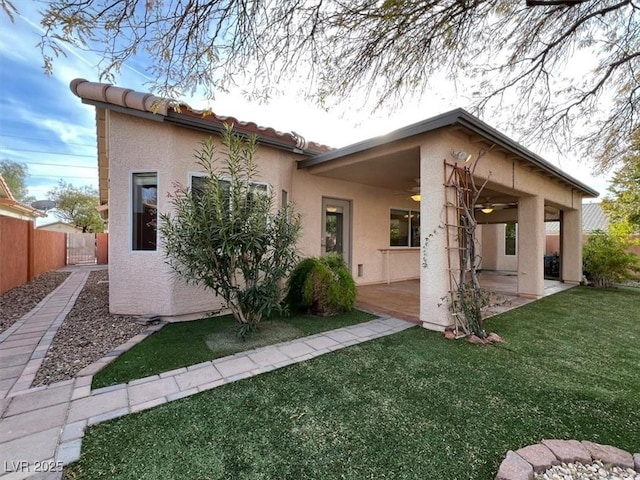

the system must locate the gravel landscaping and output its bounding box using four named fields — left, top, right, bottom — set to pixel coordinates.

left=33, top=269, right=148, bottom=387
left=536, top=461, right=640, bottom=479
left=0, top=270, right=70, bottom=334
